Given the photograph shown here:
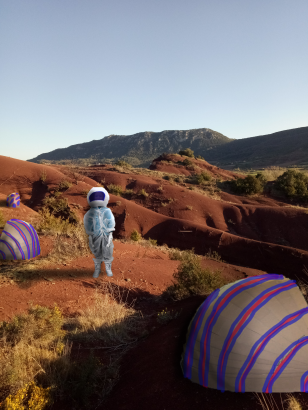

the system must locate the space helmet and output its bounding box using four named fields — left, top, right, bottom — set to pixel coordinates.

left=87, top=187, right=110, bottom=207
